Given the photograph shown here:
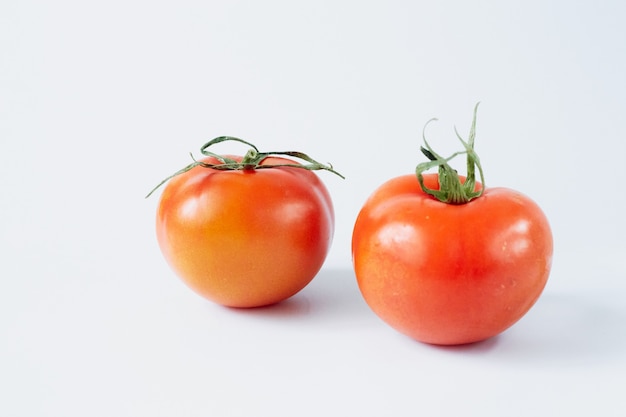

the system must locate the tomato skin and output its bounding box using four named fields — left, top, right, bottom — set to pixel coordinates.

left=352, top=173, right=553, bottom=345
left=156, top=156, right=334, bottom=308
